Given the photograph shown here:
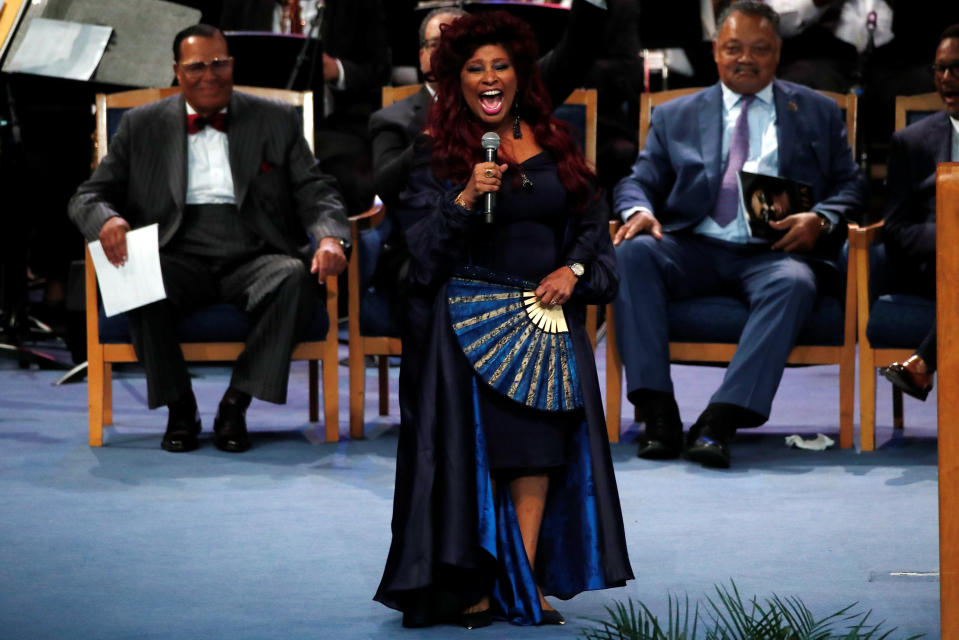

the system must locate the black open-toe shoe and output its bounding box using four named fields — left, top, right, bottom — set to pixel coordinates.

left=458, top=609, right=493, bottom=629
left=539, top=609, right=565, bottom=625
